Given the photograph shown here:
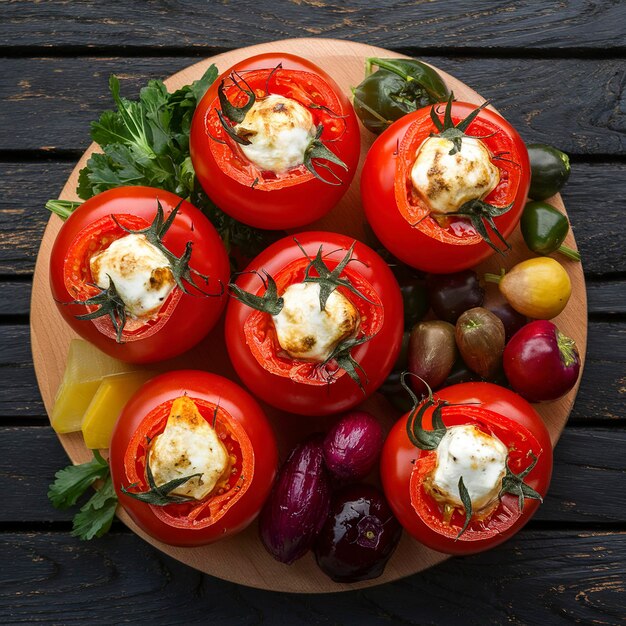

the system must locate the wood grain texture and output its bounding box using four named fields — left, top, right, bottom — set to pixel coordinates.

left=0, top=531, right=623, bottom=624
left=2, top=56, right=625, bottom=155
left=2, top=160, right=624, bottom=277
left=2, top=426, right=624, bottom=524
left=0, top=161, right=75, bottom=275
left=27, top=39, right=588, bottom=592
left=0, top=282, right=30, bottom=317
left=2, top=0, right=625, bottom=51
